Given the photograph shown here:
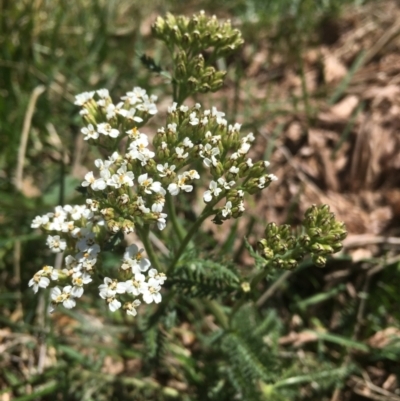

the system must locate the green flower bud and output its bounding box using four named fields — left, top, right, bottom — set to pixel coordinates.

left=272, top=258, right=285, bottom=269
left=312, top=255, right=327, bottom=268
left=307, top=227, right=322, bottom=238
left=210, top=79, right=224, bottom=92
left=101, top=208, right=115, bottom=220
left=309, top=243, right=325, bottom=254
left=121, top=219, right=135, bottom=234
left=107, top=219, right=120, bottom=233
left=265, top=222, right=278, bottom=237
left=284, top=259, right=299, bottom=270
left=199, top=83, right=212, bottom=92
left=299, top=234, right=311, bottom=247
left=182, top=32, right=191, bottom=45
left=176, top=63, right=187, bottom=79
left=188, top=76, right=199, bottom=89
left=262, top=247, right=274, bottom=259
